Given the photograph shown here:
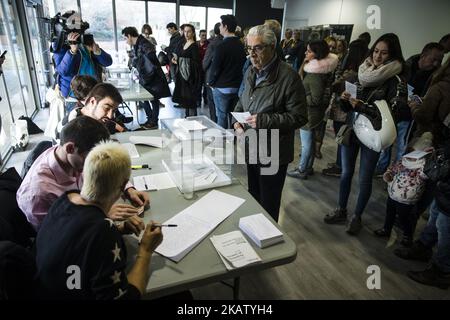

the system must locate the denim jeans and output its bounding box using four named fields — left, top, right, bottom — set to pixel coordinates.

left=299, top=129, right=315, bottom=172
left=333, top=121, right=345, bottom=168
left=338, top=139, right=381, bottom=217
left=420, top=200, right=450, bottom=273
left=141, top=100, right=159, bottom=124
left=376, top=120, right=411, bottom=172
left=213, top=89, right=239, bottom=129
